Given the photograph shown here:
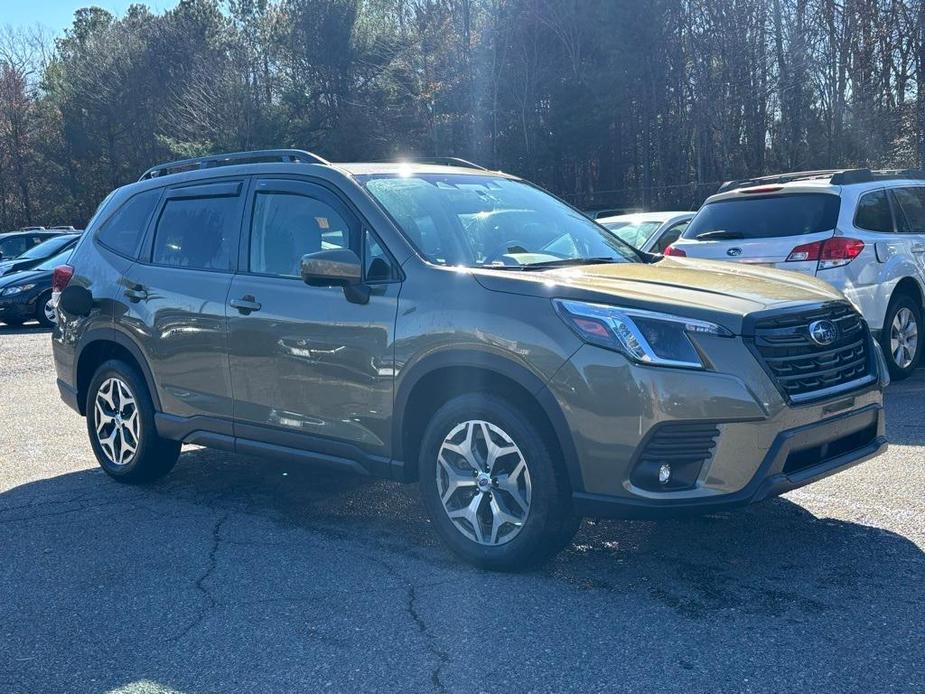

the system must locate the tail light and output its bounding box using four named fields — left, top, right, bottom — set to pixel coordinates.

left=52, top=265, right=74, bottom=292
left=663, top=245, right=687, bottom=257
left=786, top=238, right=864, bottom=269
